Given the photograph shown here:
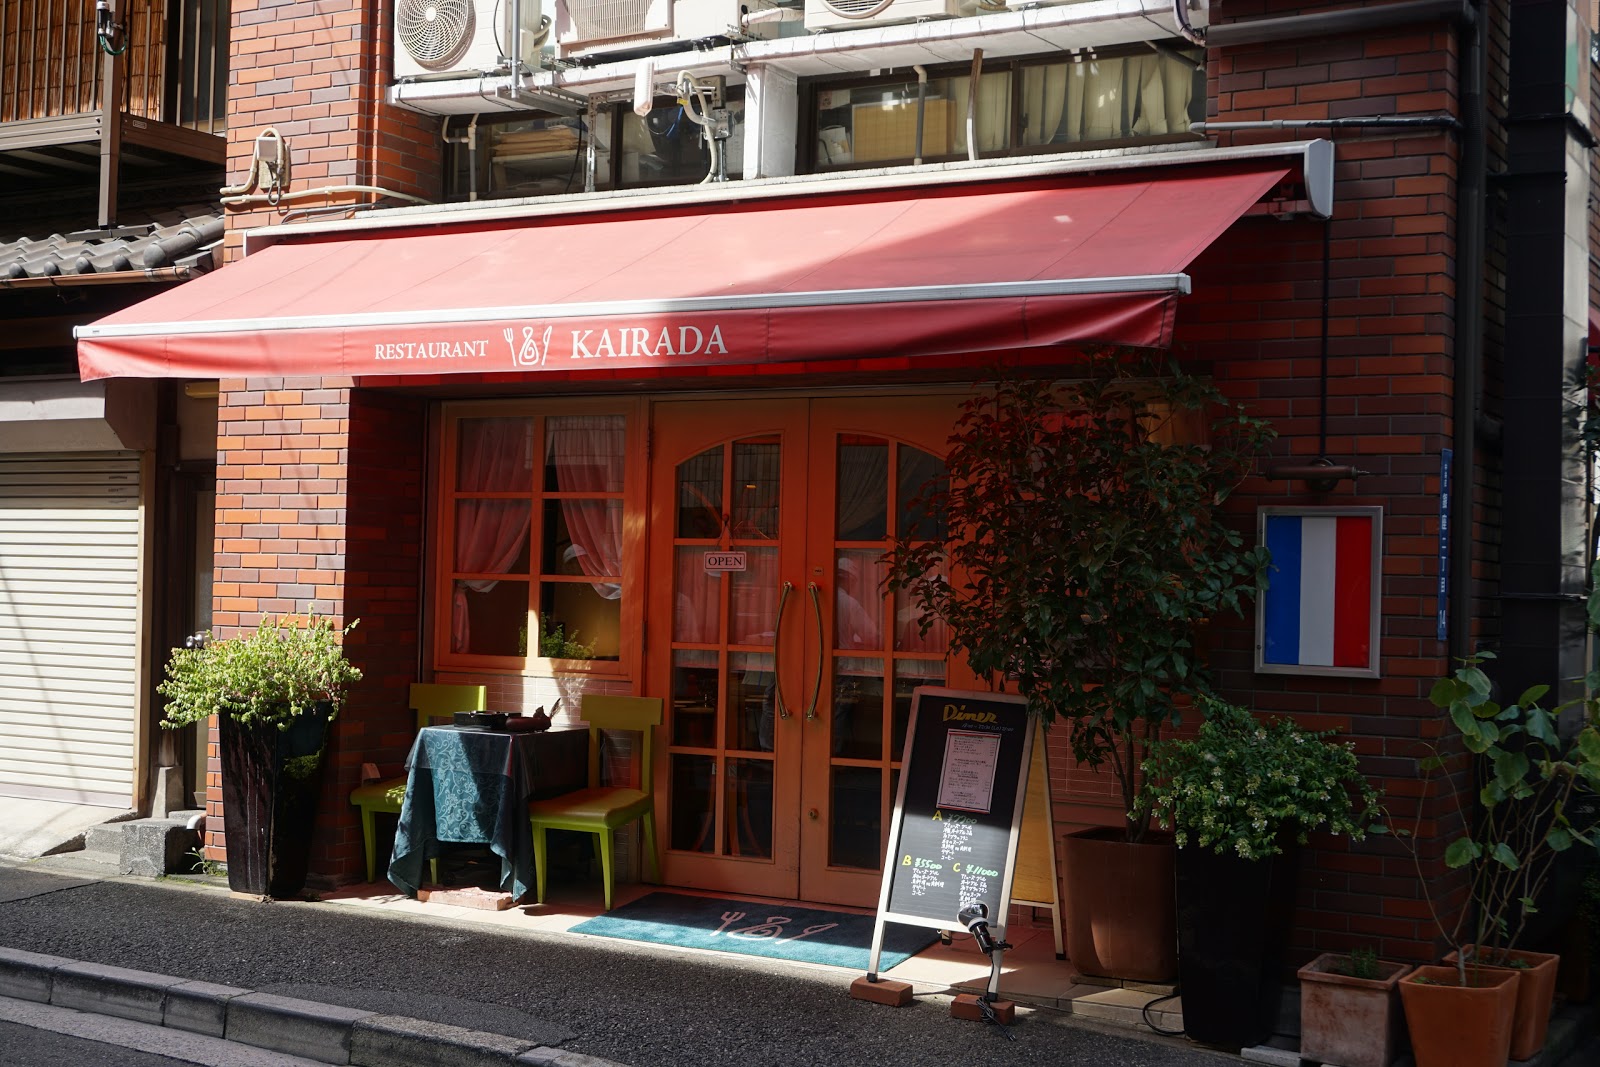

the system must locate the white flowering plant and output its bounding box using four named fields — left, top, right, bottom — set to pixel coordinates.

left=1141, top=696, right=1383, bottom=860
